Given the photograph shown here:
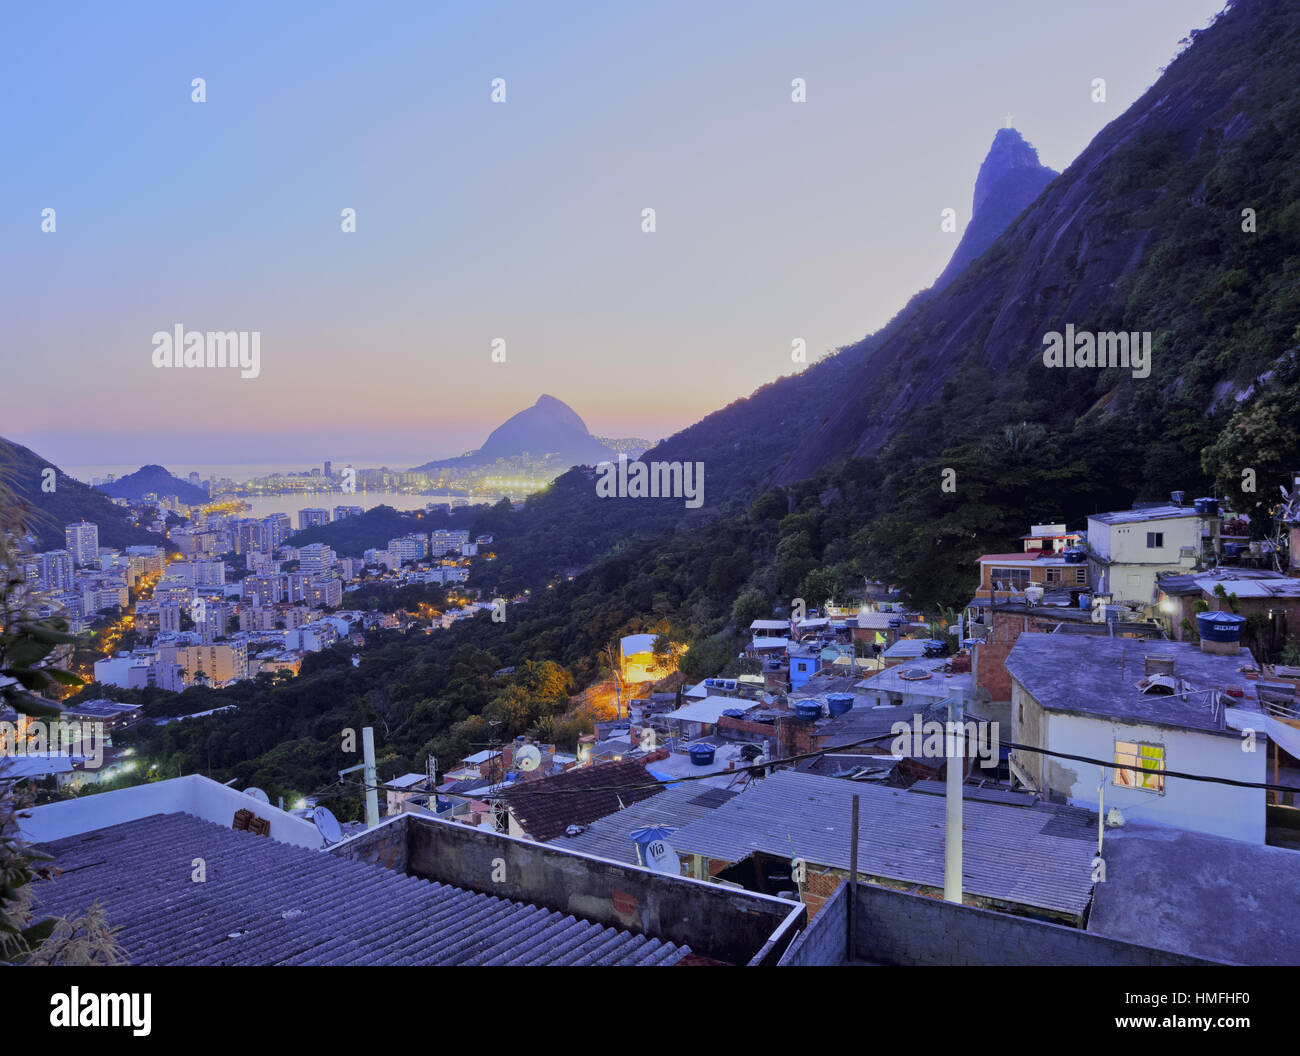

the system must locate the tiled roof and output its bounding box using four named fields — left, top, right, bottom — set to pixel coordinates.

left=496, top=757, right=663, bottom=841
left=33, top=812, right=690, bottom=966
